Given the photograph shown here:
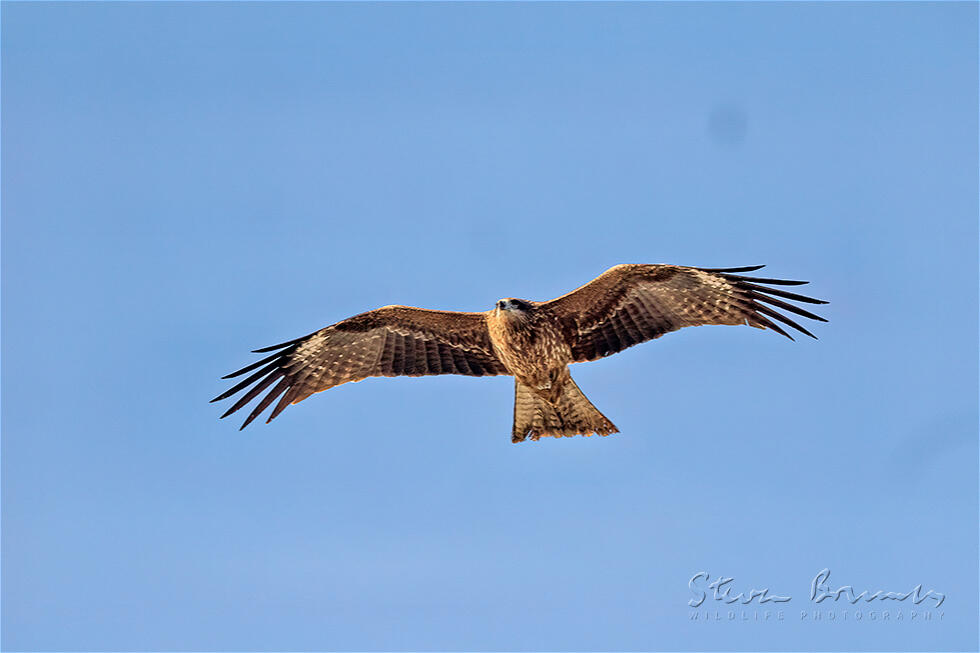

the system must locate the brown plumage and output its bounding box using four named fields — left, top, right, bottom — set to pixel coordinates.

left=212, top=264, right=827, bottom=442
